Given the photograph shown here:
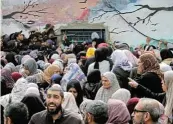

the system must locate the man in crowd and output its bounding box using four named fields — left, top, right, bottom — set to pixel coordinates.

left=29, top=86, right=83, bottom=124
left=3, top=102, right=29, bottom=124
left=132, top=98, right=164, bottom=124
left=84, top=100, right=108, bottom=124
